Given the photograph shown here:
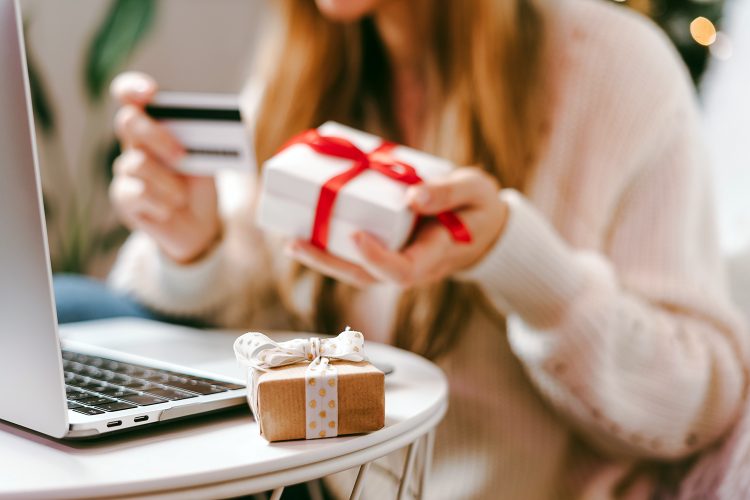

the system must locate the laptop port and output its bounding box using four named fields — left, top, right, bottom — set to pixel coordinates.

left=134, top=416, right=149, bottom=423
left=106, top=420, right=122, bottom=428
